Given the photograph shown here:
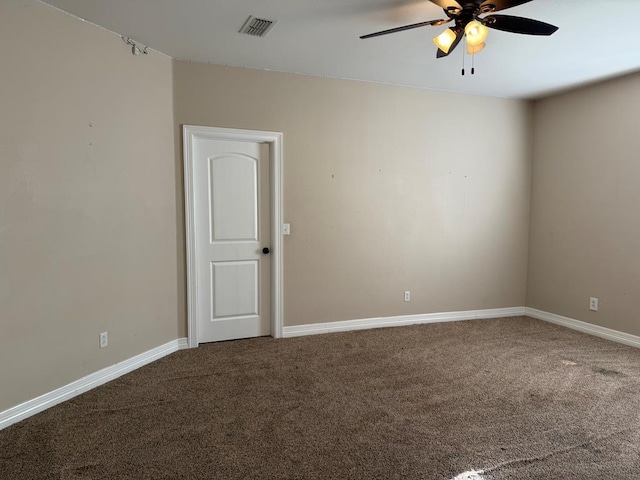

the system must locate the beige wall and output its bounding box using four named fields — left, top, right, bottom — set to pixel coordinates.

left=527, top=72, right=640, bottom=336
left=173, top=61, right=533, bottom=327
left=0, top=0, right=180, bottom=411
left=1, top=0, right=637, bottom=424
left=2, top=0, right=533, bottom=415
